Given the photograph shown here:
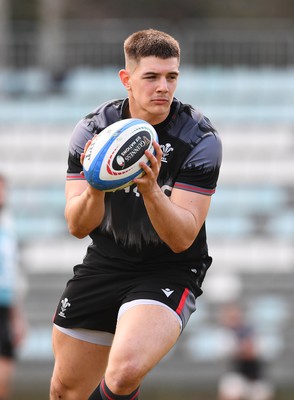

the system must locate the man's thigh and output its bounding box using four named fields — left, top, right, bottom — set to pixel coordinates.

left=107, top=304, right=181, bottom=377
left=51, top=325, right=110, bottom=396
